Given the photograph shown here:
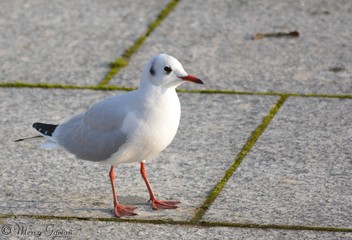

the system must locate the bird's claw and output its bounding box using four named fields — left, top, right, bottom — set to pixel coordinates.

left=149, top=198, right=180, bottom=210
left=114, top=204, right=137, bottom=218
